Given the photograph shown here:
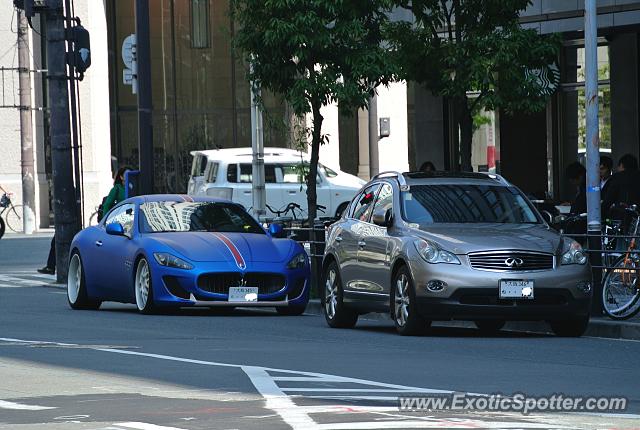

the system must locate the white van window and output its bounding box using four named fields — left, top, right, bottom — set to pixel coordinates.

left=205, top=162, right=219, bottom=183
left=320, top=164, right=338, bottom=178
left=227, top=164, right=277, bottom=183
left=191, top=155, right=206, bottom=177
